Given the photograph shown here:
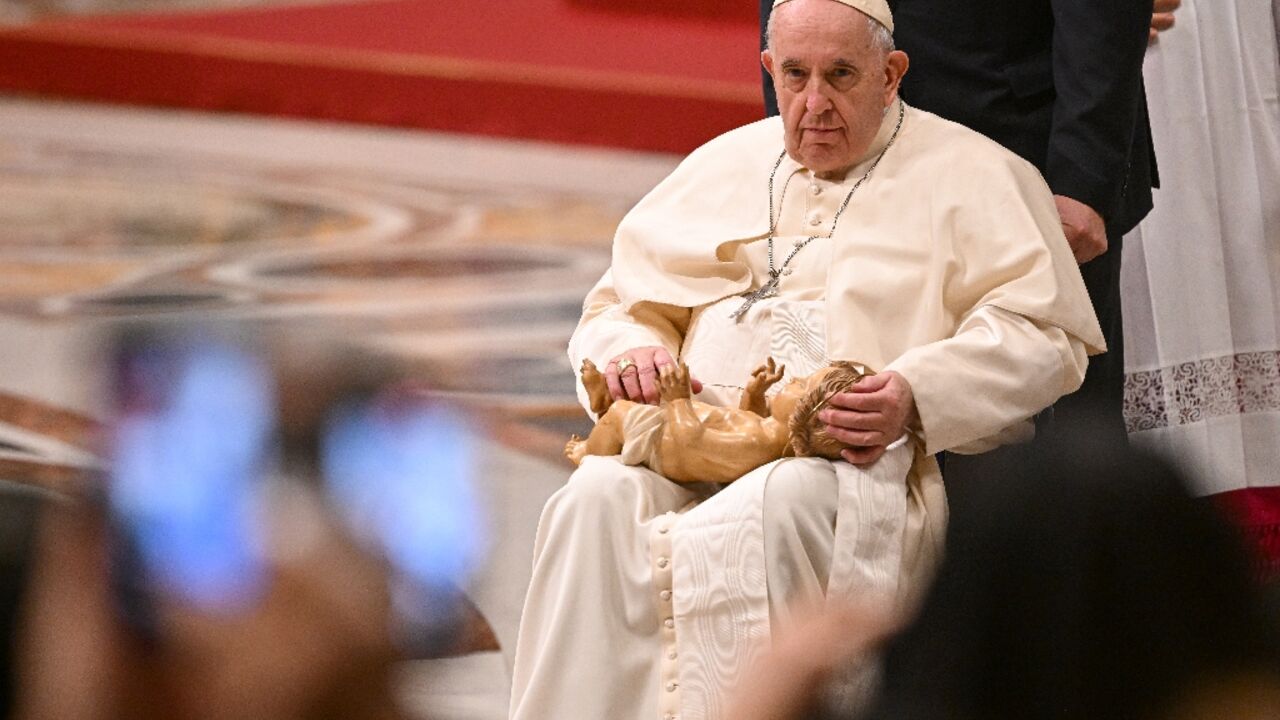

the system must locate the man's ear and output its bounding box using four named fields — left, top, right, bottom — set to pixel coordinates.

left=761, top=50, right=775, bottom=79
left=883, top=50, right=909, bottom=105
